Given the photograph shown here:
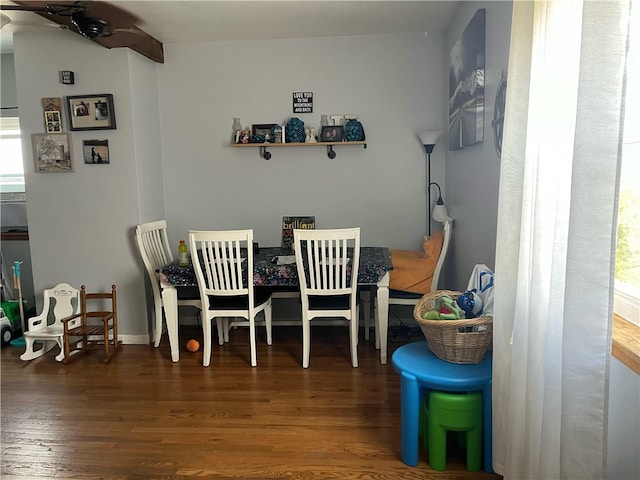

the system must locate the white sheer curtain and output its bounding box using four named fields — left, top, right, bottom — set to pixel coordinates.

left=493, top=1, right=630, bottom=478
